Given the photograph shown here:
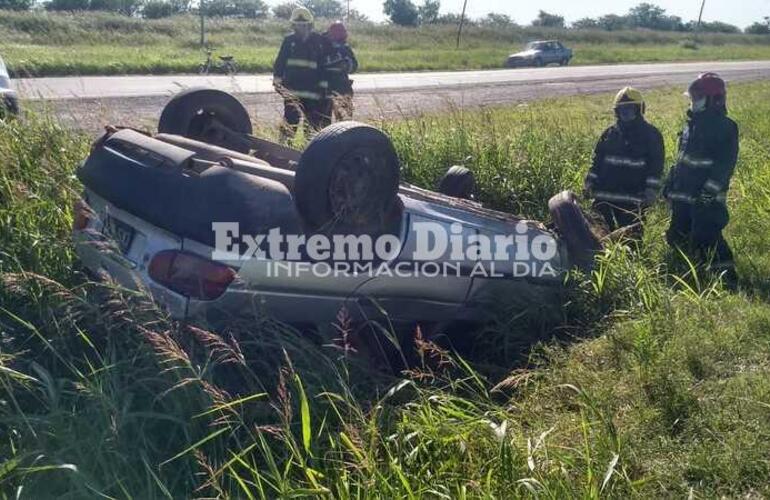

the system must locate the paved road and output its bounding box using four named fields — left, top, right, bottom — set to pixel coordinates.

left=18, top=60, right=770, bottom=133
left=16, top=60, right=770, bottom=100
